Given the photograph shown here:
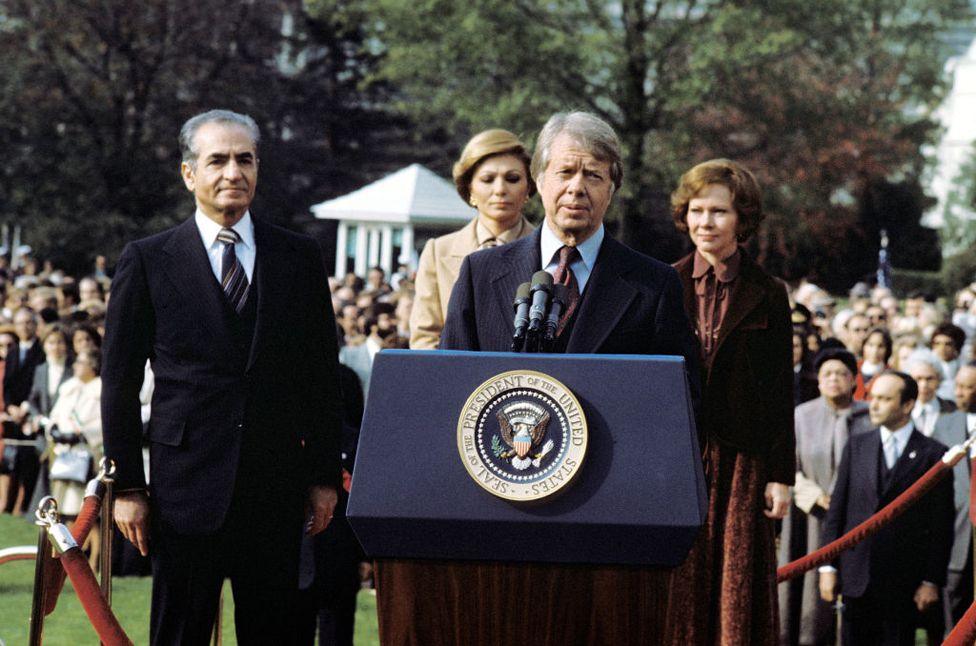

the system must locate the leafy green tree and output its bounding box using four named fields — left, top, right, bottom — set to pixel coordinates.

left=360, top=0, right=970, bottom=286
